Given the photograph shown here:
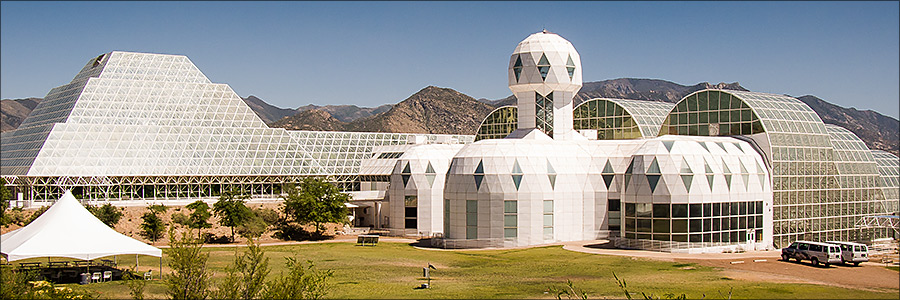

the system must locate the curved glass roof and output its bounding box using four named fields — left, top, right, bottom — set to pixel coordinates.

left=574, top=98, right=673, bottom=139
left=825, top=124, right=878, bottom=175
left=475, top=106, right=517, bottom=141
